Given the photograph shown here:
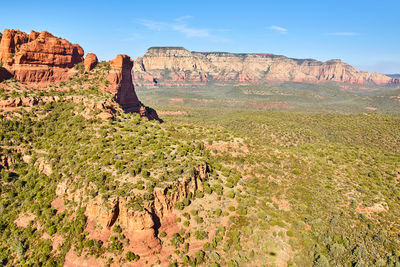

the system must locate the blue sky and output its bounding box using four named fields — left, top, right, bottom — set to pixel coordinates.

left=1, top=0, right=399, bottom=73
